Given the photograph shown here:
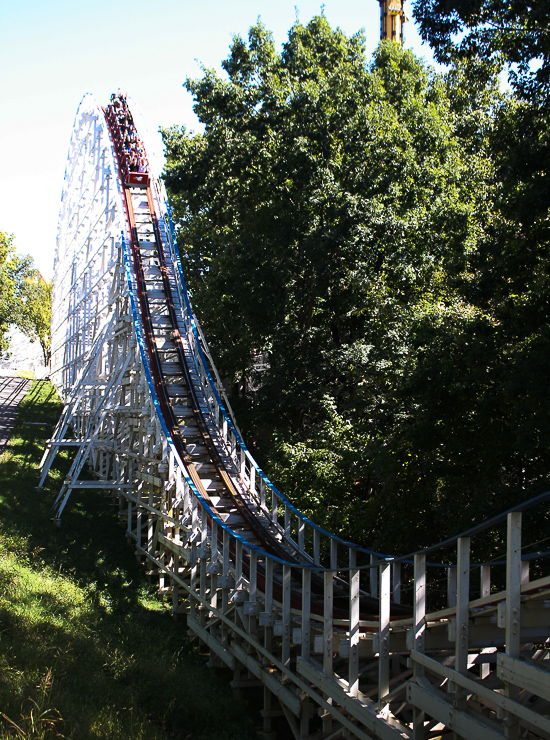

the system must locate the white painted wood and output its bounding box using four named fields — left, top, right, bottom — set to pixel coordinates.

left=313, top=529, right=320, bottom=566
left=498, top=652, right=550, bottom=702
left=408, top=681, right=504, bottom=740
left=378, top=560, right=391, bottom=706
left=43, top=89, right=550, bottom=740
left=297, top=658, right=408, bottom=740
left=504, top=513, right=522, bottom=740
left=324, top=571, right=334, bottom=678
left=392, top=560, right=401, bottom=604
left=188, top=613, right=235, bottom=669
left=506, top=512, right=522, bottom=659
left=282, top=564, right=291, bottom=668
left=414, top=553, right=426, bottom=654
left=231, top=643, right=301, bottom=716
left=447, top=566, right=457, bottom=608
left=370, top=554, right=378, bottom=597
left=455, top=537, right=470, bottom=675
left=349, top=553, right=360, bottom=697
left=413, top=552, right=426, bottom=740
left=284, top=504, right=290, bottom=540
left=480, top=564, right=491, bottom=598
left=413, top=650, right=550, bottom=736
left=301, top=567, right=311, bottom=663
